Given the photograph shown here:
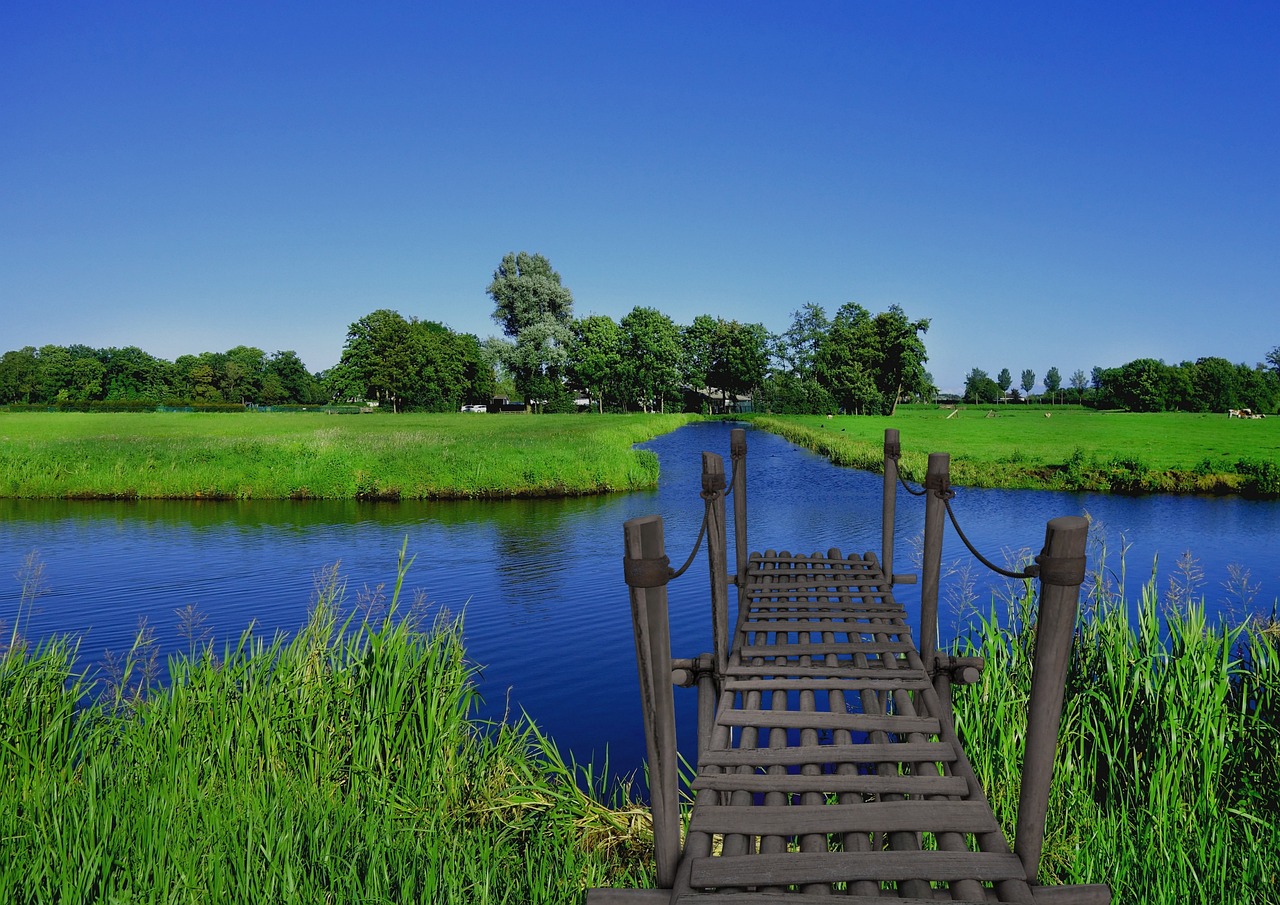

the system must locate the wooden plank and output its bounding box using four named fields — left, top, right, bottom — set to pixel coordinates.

left=723, top=676, right=930, bottom=692
left=698, top=741, right=958, bottom=768
left=689, top=801, right=1001, bottom=836
left=675, top=893, right=989, bottom=905
left=690, top=771, right=969, bottom=797
left=742, top=616, right=910, bottom=629
left=689, top=850, right=1029, bottom=888
left=738, top=640, right=915, bottom=656
left=723, top=663, right=912, bottom=679
left=716, top=710, right=941, bottom=735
